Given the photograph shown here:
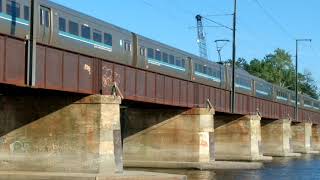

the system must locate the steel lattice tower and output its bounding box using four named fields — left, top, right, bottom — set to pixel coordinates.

left=196, top=15, right=208, bottom=59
